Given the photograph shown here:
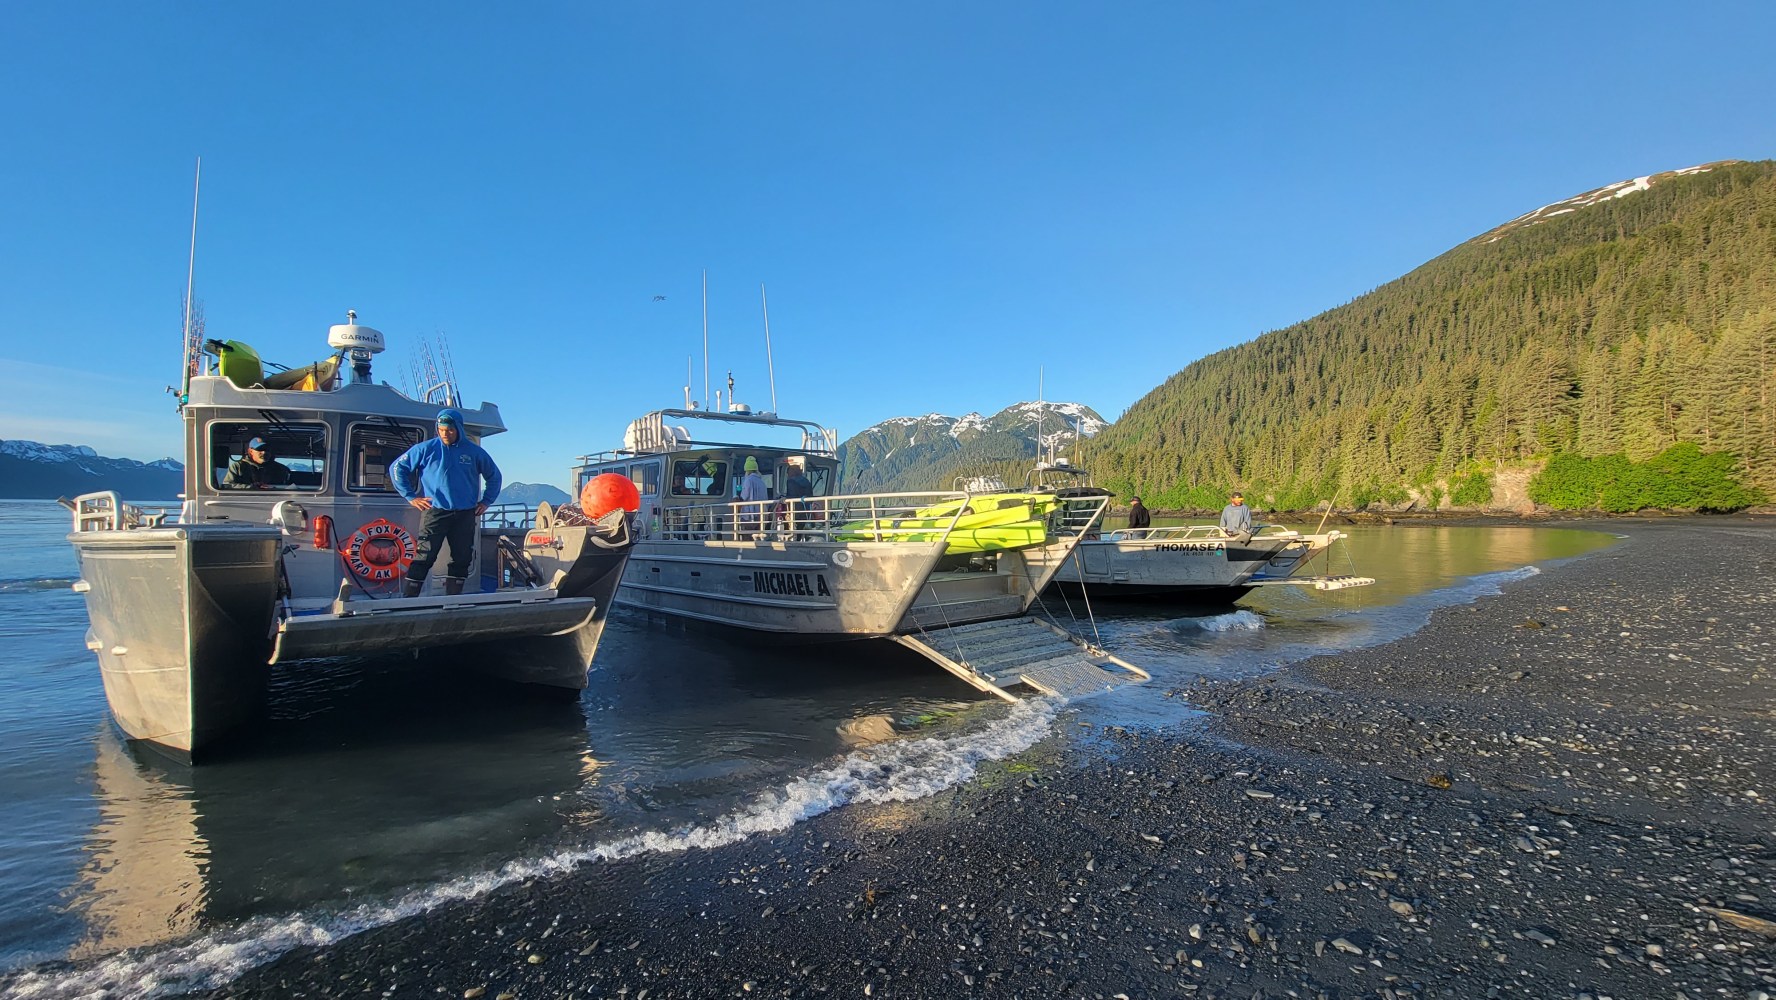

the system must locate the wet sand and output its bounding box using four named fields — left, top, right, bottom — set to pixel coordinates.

left=193, top=520, right=1775, bottom=998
